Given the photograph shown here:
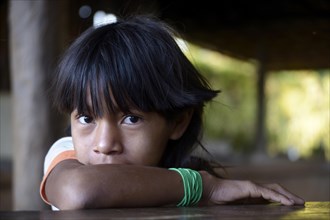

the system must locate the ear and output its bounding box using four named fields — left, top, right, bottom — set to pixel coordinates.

left=169, top=109, right=194, bottom=140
